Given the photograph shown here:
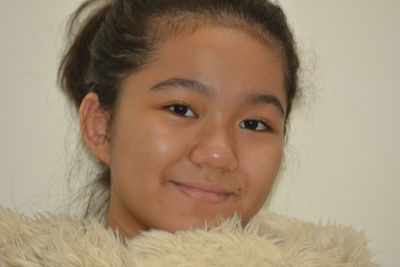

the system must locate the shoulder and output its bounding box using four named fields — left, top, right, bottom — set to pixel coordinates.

left=0, top=206, right=131, bottom=266
left=0, top=206, right=378, bottom=266
left=129, top=211, right=378, bottom=266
